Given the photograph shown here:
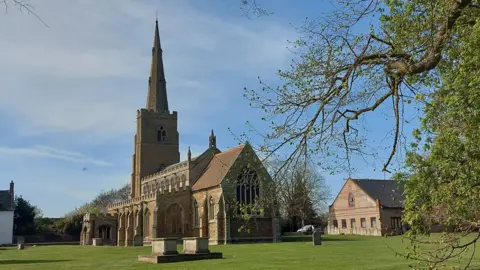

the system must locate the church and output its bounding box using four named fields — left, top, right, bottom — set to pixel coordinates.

left=80, top=21, right=281, bottom=246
